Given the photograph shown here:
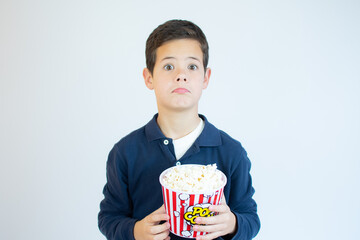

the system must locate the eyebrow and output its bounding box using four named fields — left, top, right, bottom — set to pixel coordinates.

left=160, top=56, right=201, bottom=63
